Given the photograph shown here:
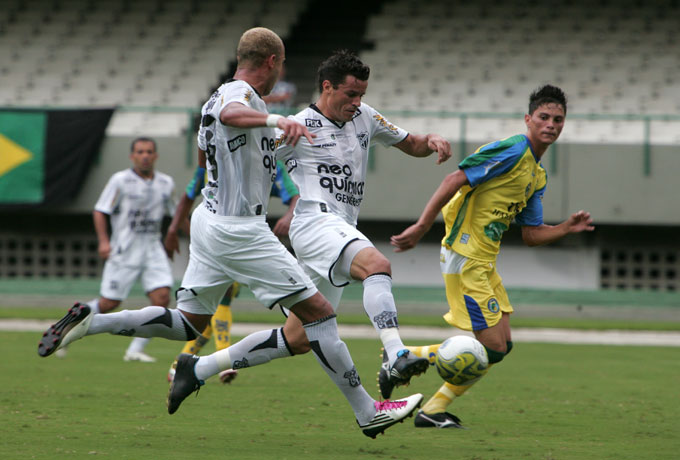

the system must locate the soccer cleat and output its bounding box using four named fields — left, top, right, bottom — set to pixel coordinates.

left=218, top=369, right=238, bottom=384
left=414, top=410, right=465, bottom=429
left=378, top=348, right=429, bottom=399
left=358, top=393, right=423, bottom=438
left=124, top=351, right=157, bottom=363
left=55, top=346, right=68, bottom=358
left=167, top=353, right=204, bottom=414
left=37, top=303, right=93, bottom=357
